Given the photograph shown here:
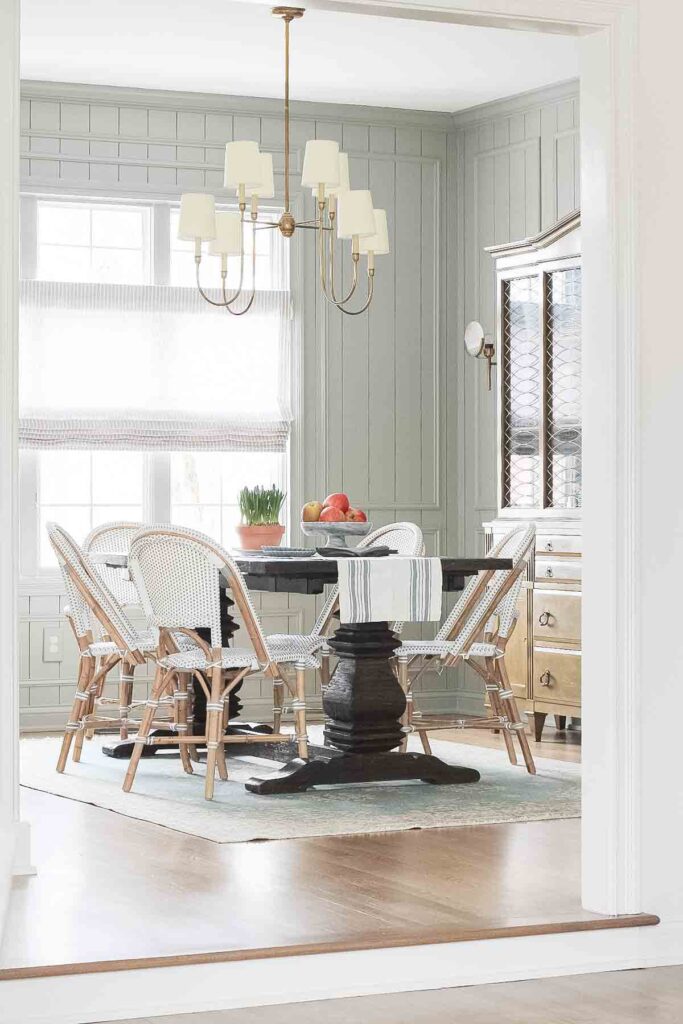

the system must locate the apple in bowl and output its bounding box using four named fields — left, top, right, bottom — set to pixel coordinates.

left=323, top=492, right=350, bottom=514
left=301, top=500, right=323, bottom=522
left=345, top=507, right=367, bottom=522
left=319, top=506, right=346, bottom=523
